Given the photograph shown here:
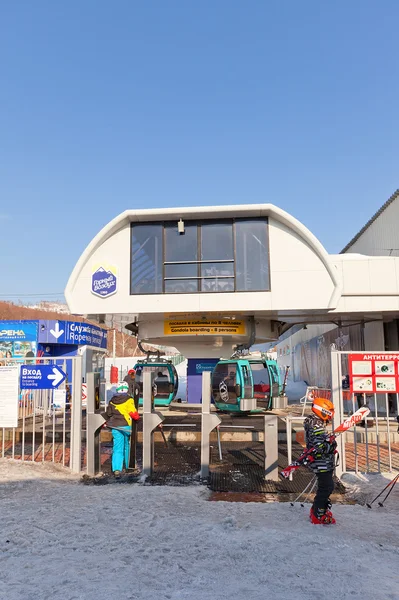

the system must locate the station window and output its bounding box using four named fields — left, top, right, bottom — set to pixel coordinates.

left=131, top=224, right=163, bottom=294
left=235, top=219, right=270, bottom=291
left=200, top=222, right=234, bottom=292
left=164, top=222, right=199, bottom=293
left=130, top=218, right=270, bottom=294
